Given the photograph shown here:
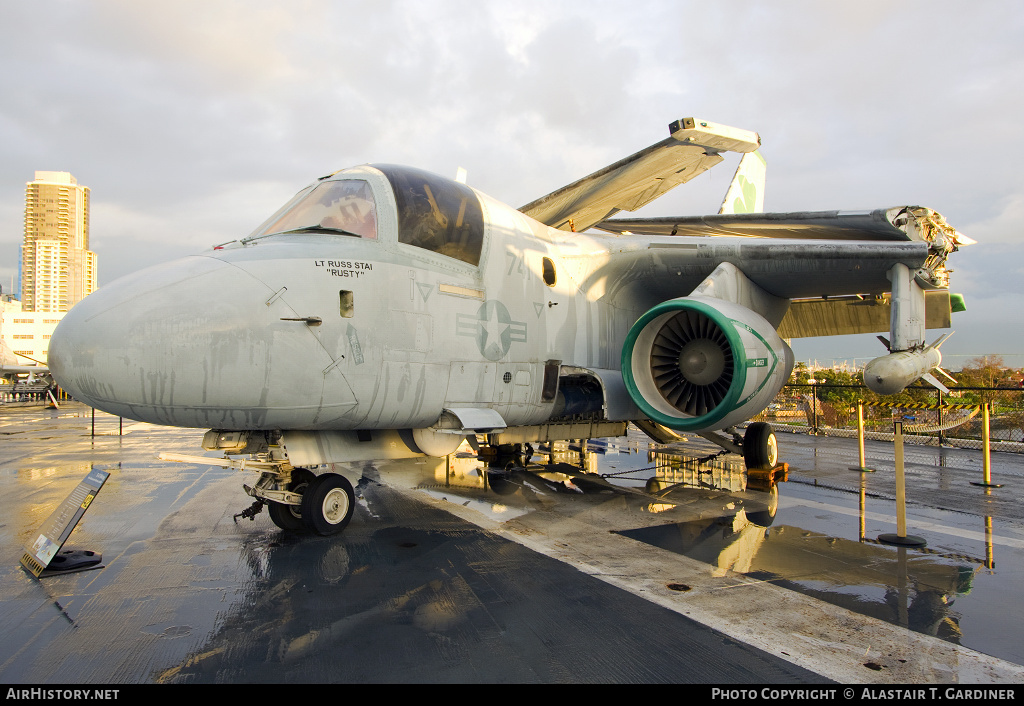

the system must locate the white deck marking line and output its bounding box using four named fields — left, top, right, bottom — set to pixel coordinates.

left=779, top=496, right=1024, bottom=549
left=405, top=486, right=1024, bottom=684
